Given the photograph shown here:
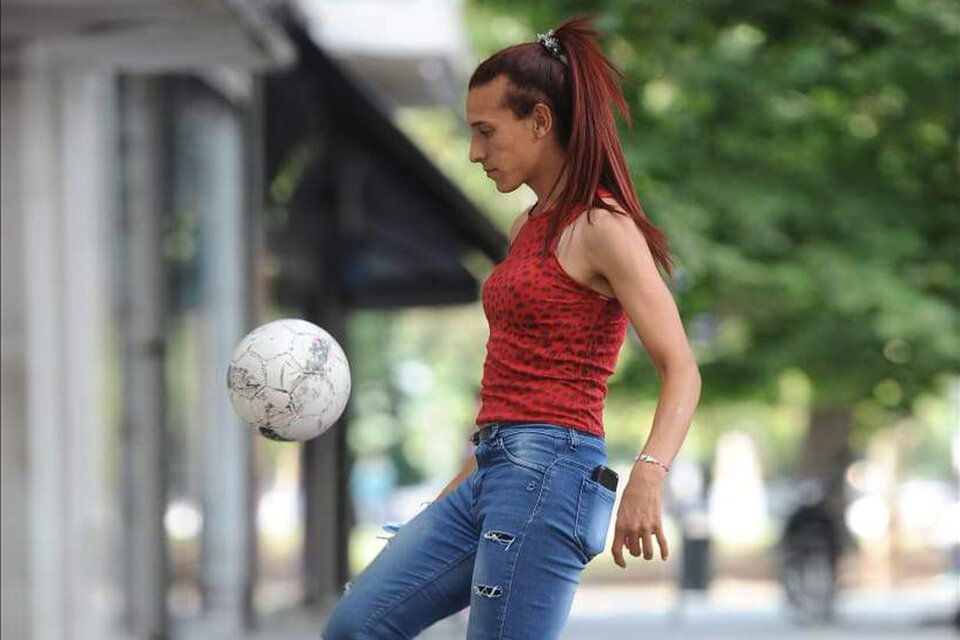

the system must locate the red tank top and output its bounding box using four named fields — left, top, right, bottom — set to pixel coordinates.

left=474, top=186, right=629, bottom=438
